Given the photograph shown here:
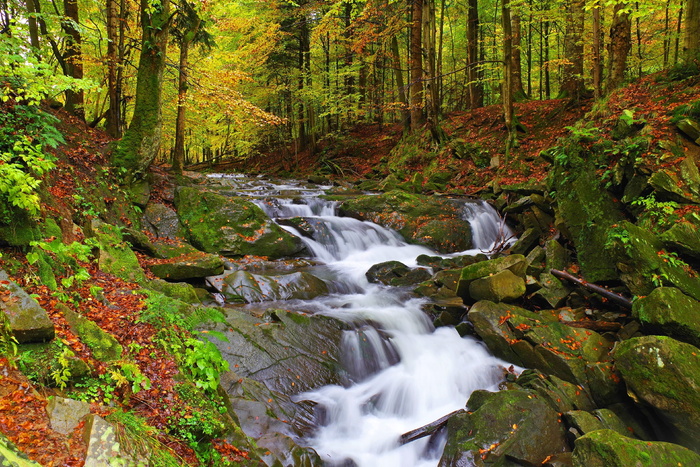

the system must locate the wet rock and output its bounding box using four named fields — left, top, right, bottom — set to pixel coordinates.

left=439, top=388, right=568, bottom=466
left=222, top=270, right=328, bottom=303
left=83, top=414, right=147, bottom=465
left=531, top=272, right=572, bottom=308
left=565, top=409, right=635, bottom=440
left=468, top=269, right=526, bottom=303
left=610, top=221, right=700, bottom=300
left=632, top=287, right=700, bottom=347
left=47, top=396, right=90, bottom=435
left=338, top=190, right=474, bottom=253
left=0, top=269, right=54, bottom=343
left=175, top=187, right=305, bottom=259
left=516, top=370, right=596, bottom=413
left=148, top=250, right=224, bottom=281
left=613, top=335, right=700, bottom=451
left=366, top=261, right=431, bottom=287
left=456, top=254, right=527, bottom=301
left=141, top=202, right=182, bottom=239
left=572, top=429, right=700, bottom=467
